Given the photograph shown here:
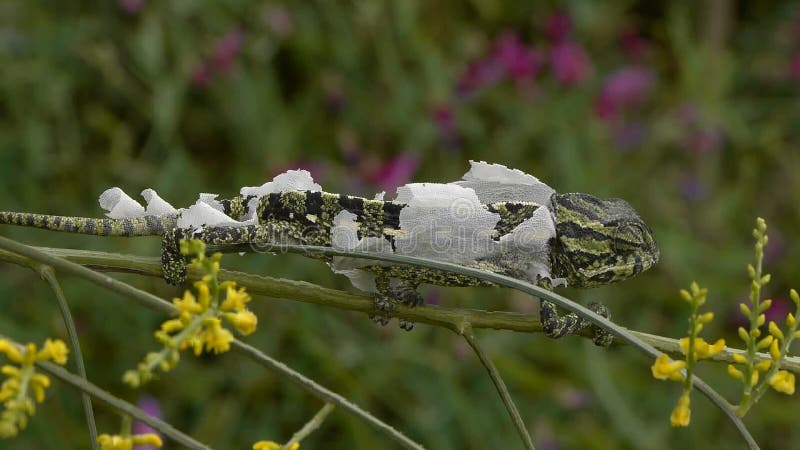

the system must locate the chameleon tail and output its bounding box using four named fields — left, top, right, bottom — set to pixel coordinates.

left=0, top=211, right=177, bottom=237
